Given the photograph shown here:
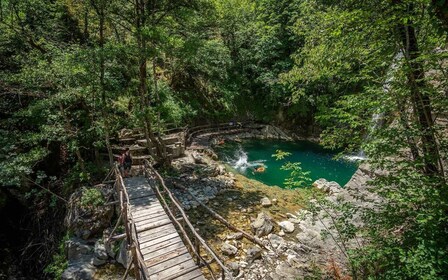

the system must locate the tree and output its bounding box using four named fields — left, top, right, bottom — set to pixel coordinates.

left=284, top=0, right=448, bottom=278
